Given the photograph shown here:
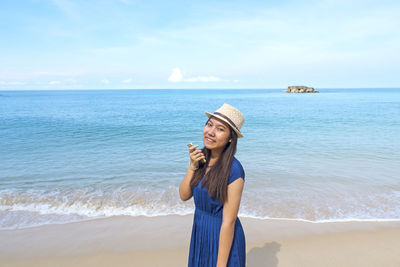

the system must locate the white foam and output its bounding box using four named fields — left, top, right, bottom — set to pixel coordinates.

left=237, top=213, right=400, bottom=223
left=1, top=186, right=400, bottom=229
